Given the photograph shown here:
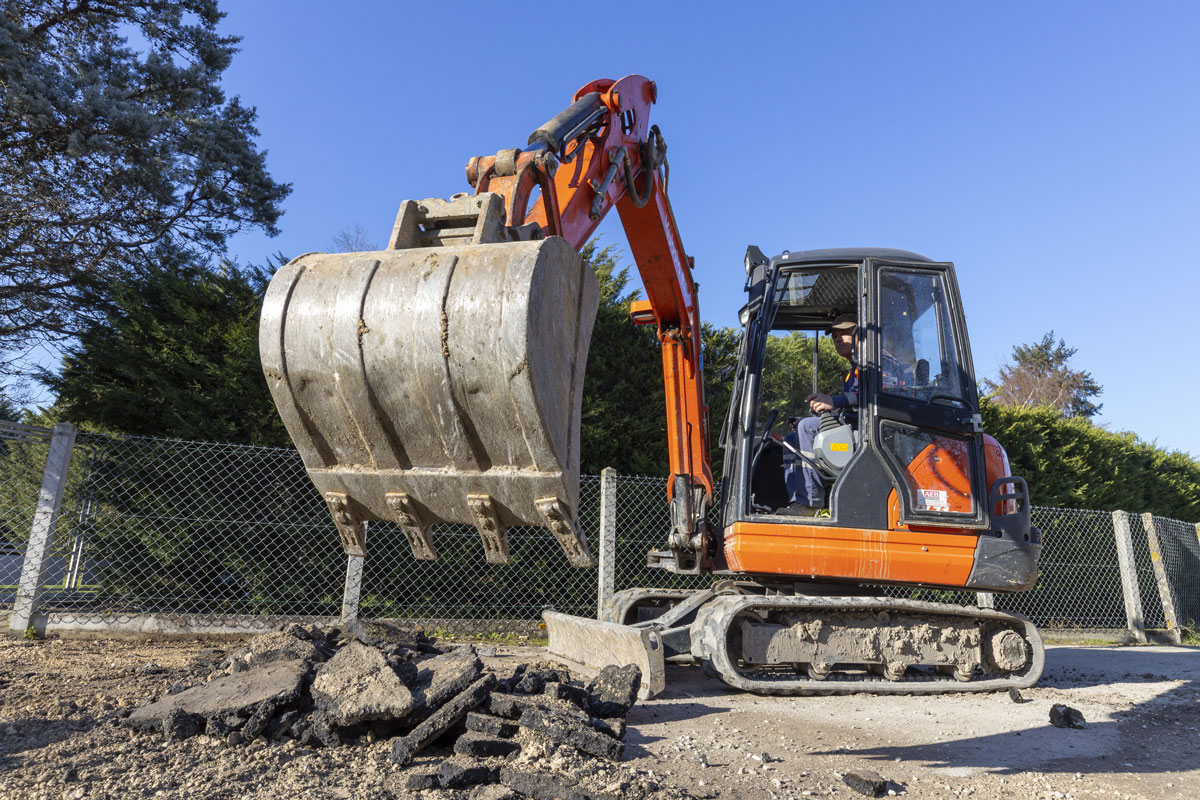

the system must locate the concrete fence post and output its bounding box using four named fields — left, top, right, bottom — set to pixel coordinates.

left=341, top=550, right=364, bottom=624
left=975, top=592, right=995, bottom=609
left=9, top=423, right=77, bottom=634
left=1111, top=510, right=1147, bottom=643
left=1141, top=513, right=1182, bottom=645
left=597, top=467, right=618, bottom=618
